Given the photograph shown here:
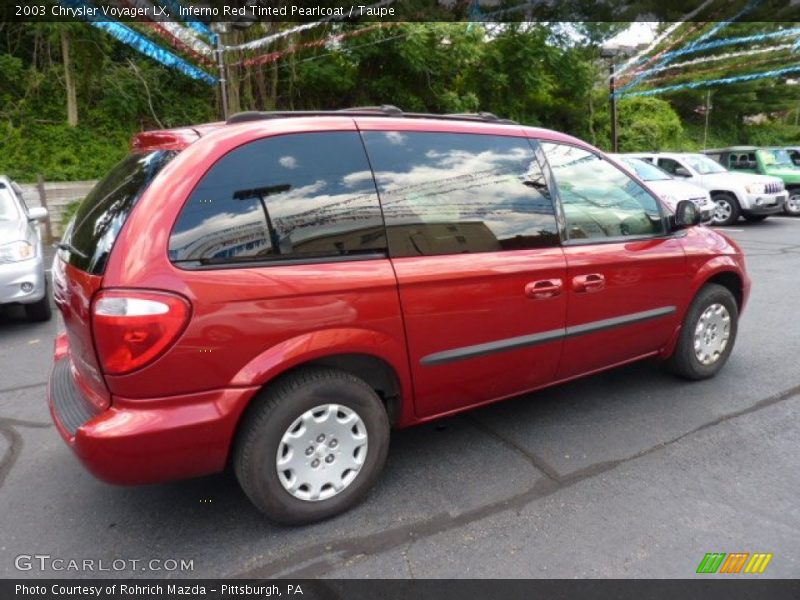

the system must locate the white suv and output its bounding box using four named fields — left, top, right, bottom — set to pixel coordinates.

left=612, top=154, right=715, bottom=222
left=630, top=152, right=786, bottom=225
